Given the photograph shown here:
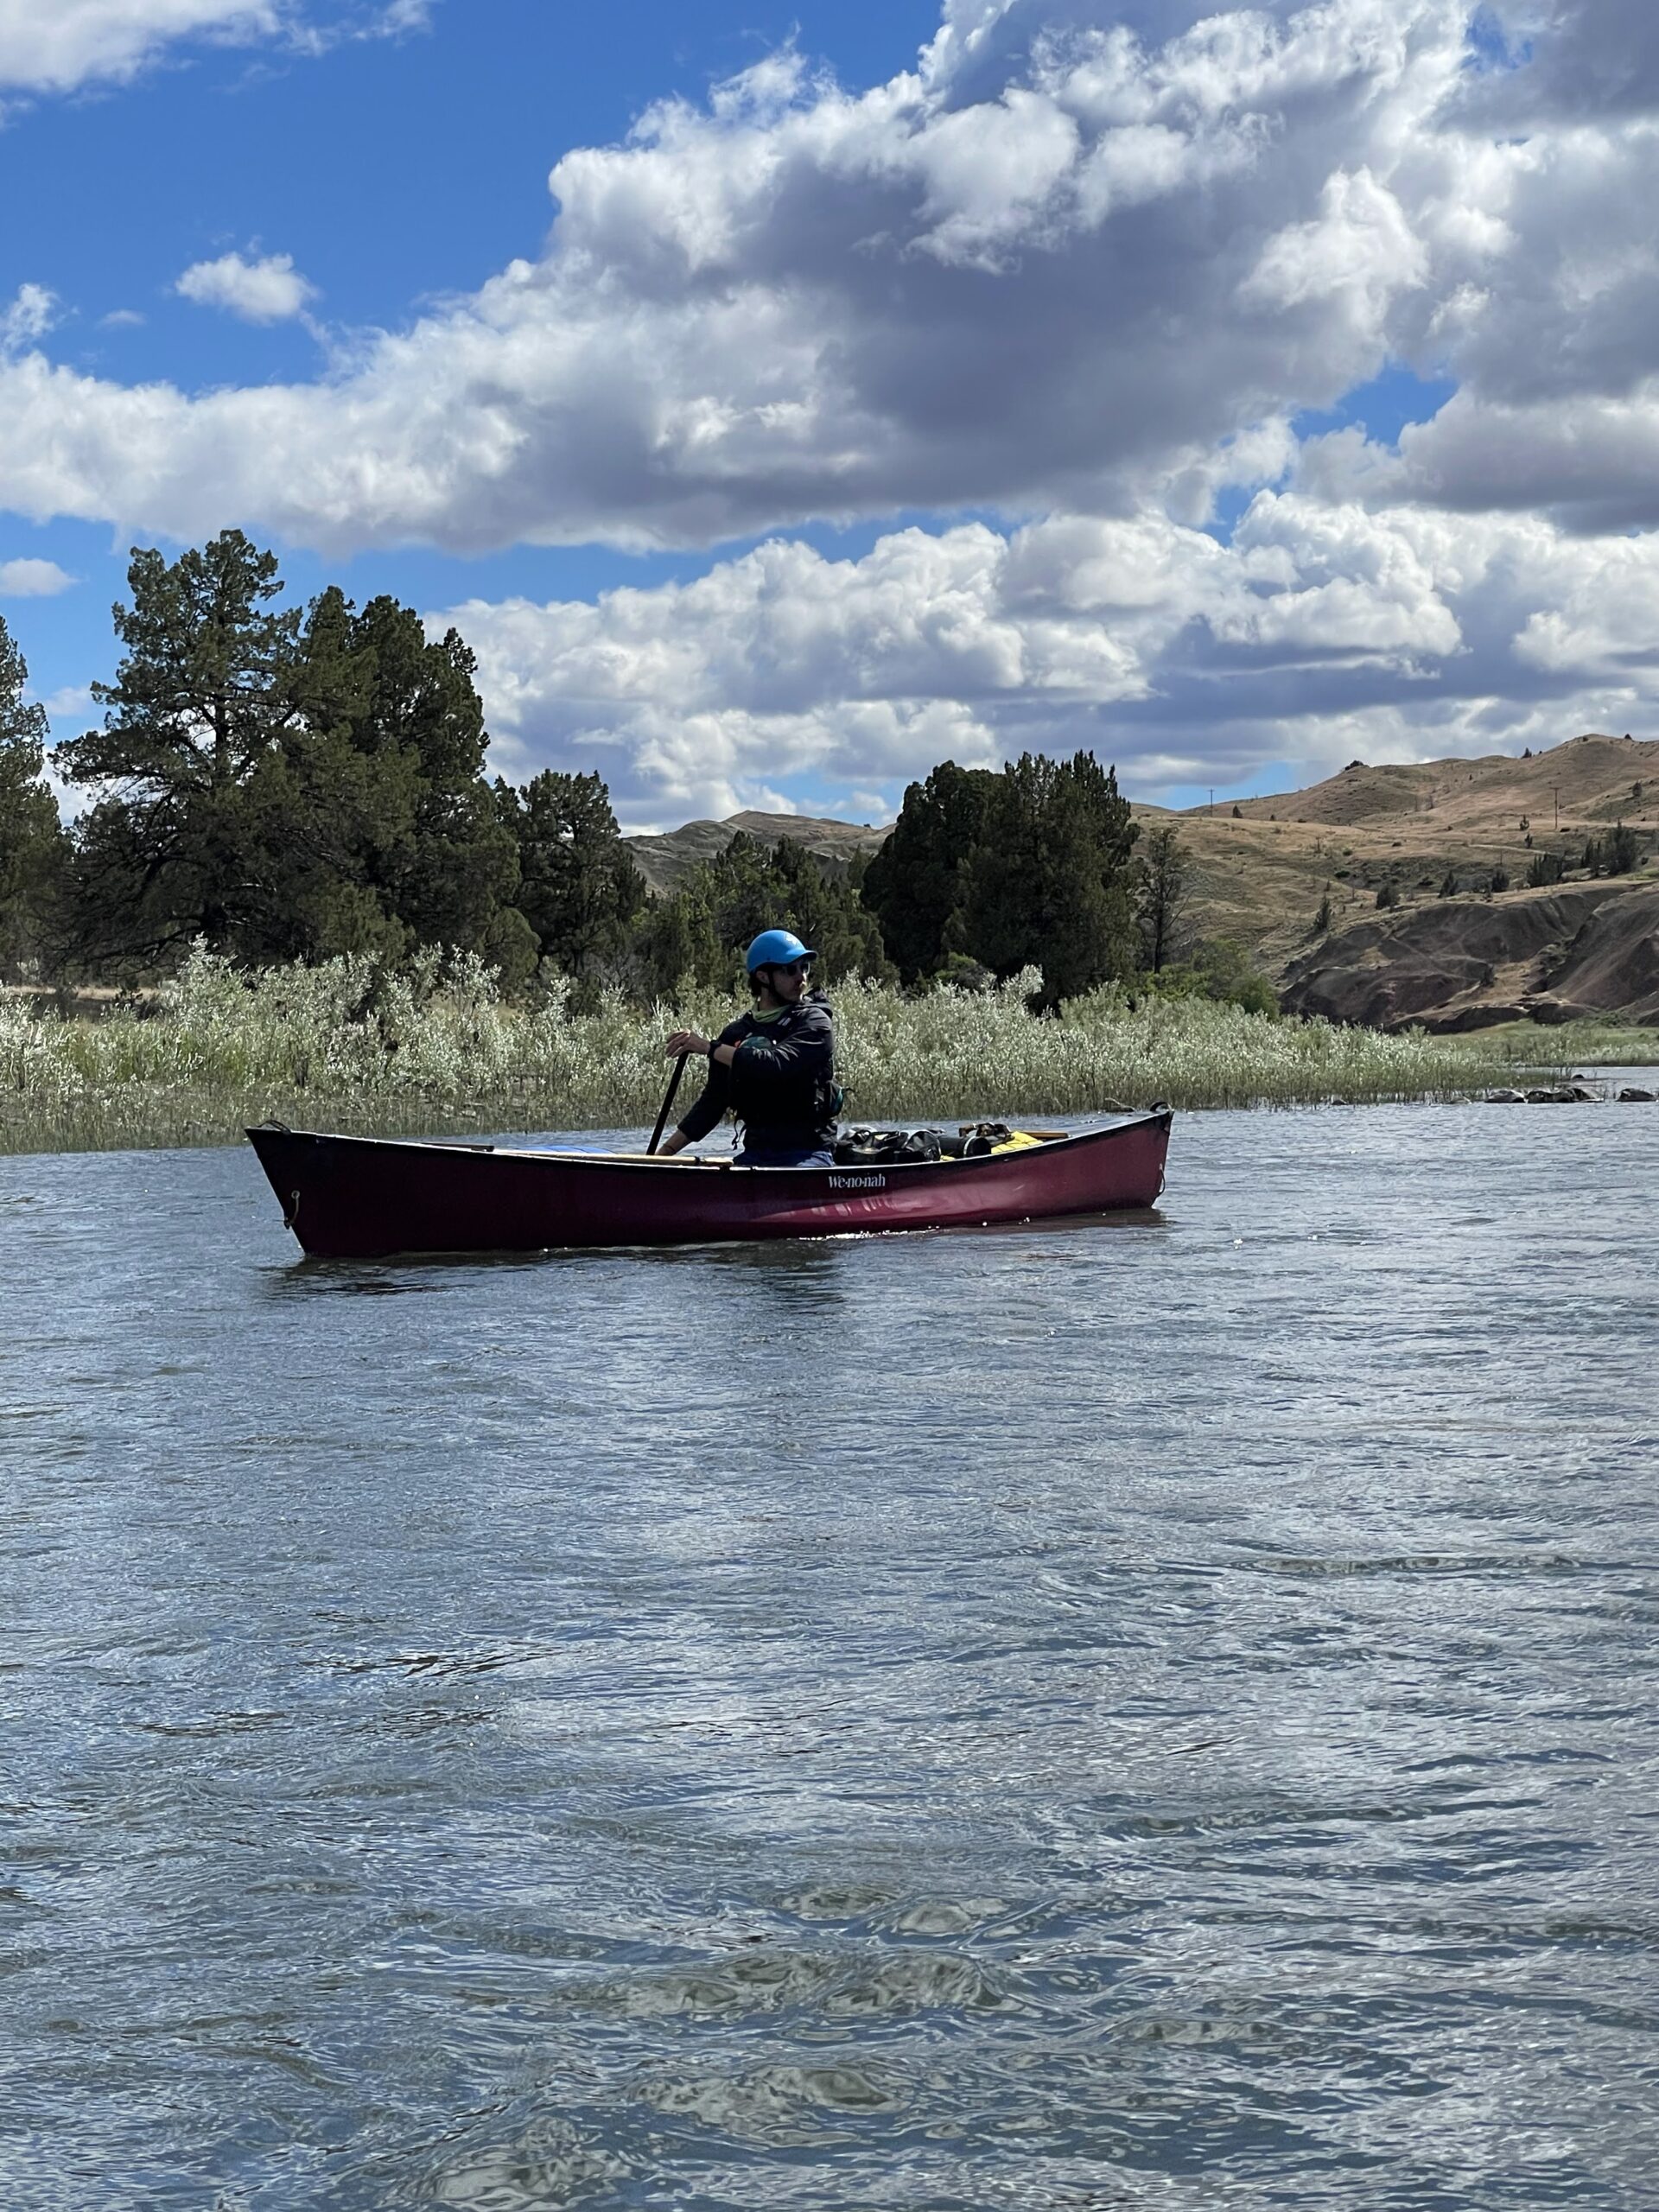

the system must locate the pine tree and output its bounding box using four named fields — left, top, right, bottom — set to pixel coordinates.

left=965, top=752, right=1139, bottom=1006
left=767, top=838, right=894, bottom=984
left=54, top=543, right=522, bottom=974
left=318, top=593, right=517, bottom=955
left=496, top=769, right=643, bottom=980
left=638, top=833, right=896, bottom=995
left=1605, top=821, right=1639, bottom=874
left=0, top=617, right=69, bottom=978
left=55, top=532, right=305, bottom=967
left=861, top=760, right=997, bottom=982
